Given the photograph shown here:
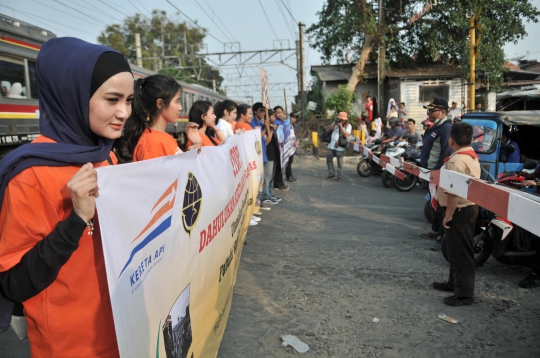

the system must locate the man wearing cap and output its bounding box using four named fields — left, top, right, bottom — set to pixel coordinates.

left=419, top=98, right=453, bottom=248
left=326, top=112, right=351, bottom=182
